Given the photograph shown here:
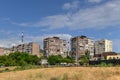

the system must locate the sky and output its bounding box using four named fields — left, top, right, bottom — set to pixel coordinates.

left=0, top=0, right=120, bottom=52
